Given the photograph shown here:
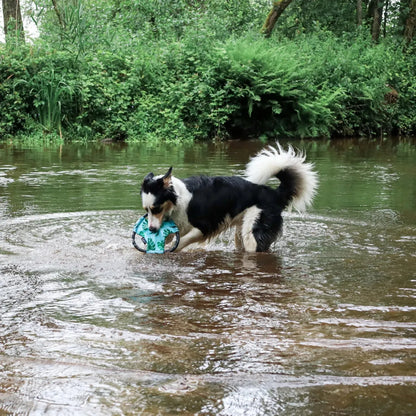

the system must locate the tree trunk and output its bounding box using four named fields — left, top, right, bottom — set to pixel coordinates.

left=383, top=0, right=389, bottom=37
left=404, top=0, right=416, bottom=43
left=368, top=0, right=384, bottom=42
left=261, top=0, right=294, bottom=38
left=357, top=0, right=363, bottom=26
left=2, top=0, right=24, bottom=41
